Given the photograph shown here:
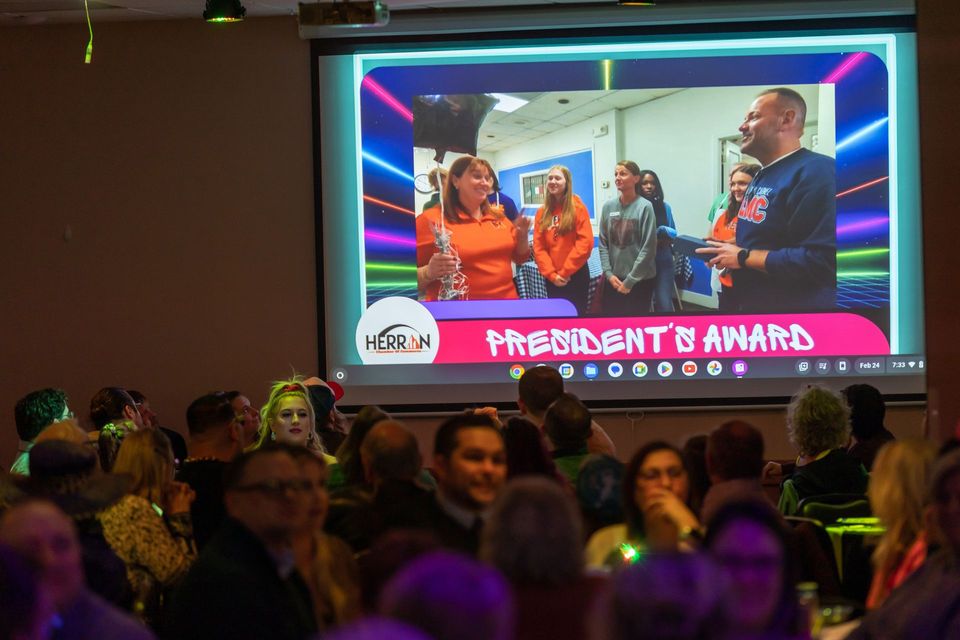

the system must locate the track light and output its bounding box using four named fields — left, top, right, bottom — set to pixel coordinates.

left=204, top=0, right=246, bottom=22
